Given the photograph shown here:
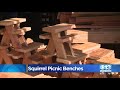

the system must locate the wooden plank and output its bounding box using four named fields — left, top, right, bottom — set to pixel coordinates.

left=75, top=16, right=120, bottom=23
left=0, top=73, right=32, bottom=78
left=56, top=53, right=87, bottom=64
left=76, top=25, right=120, bottom=29
left=89, top=48, right=115, bottom=60
left=93, top=21, right=120, bottom=26
left=0, top=18, right=26, bottom=26
left=21, top=27, right=31, bottom=32
left=91, top=57, right=120, bottom=64
left=67, top=29, right=88, bottom=43
left=72, top=42, right=101, bottom=54
left=33, top=74, right=56, bottom=78
left=43, top=23, right=76, bottom=33
left=71, top=12, right=120, bottom=17
left=26, top=38, right=33, bottom=44
left=10, top=18, right=26, bottom=23
left=69, top=17, right=76, bottom=24
left=67, top=29, right=120, bottom=43
left=15, top=42, right=44, bottom=53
